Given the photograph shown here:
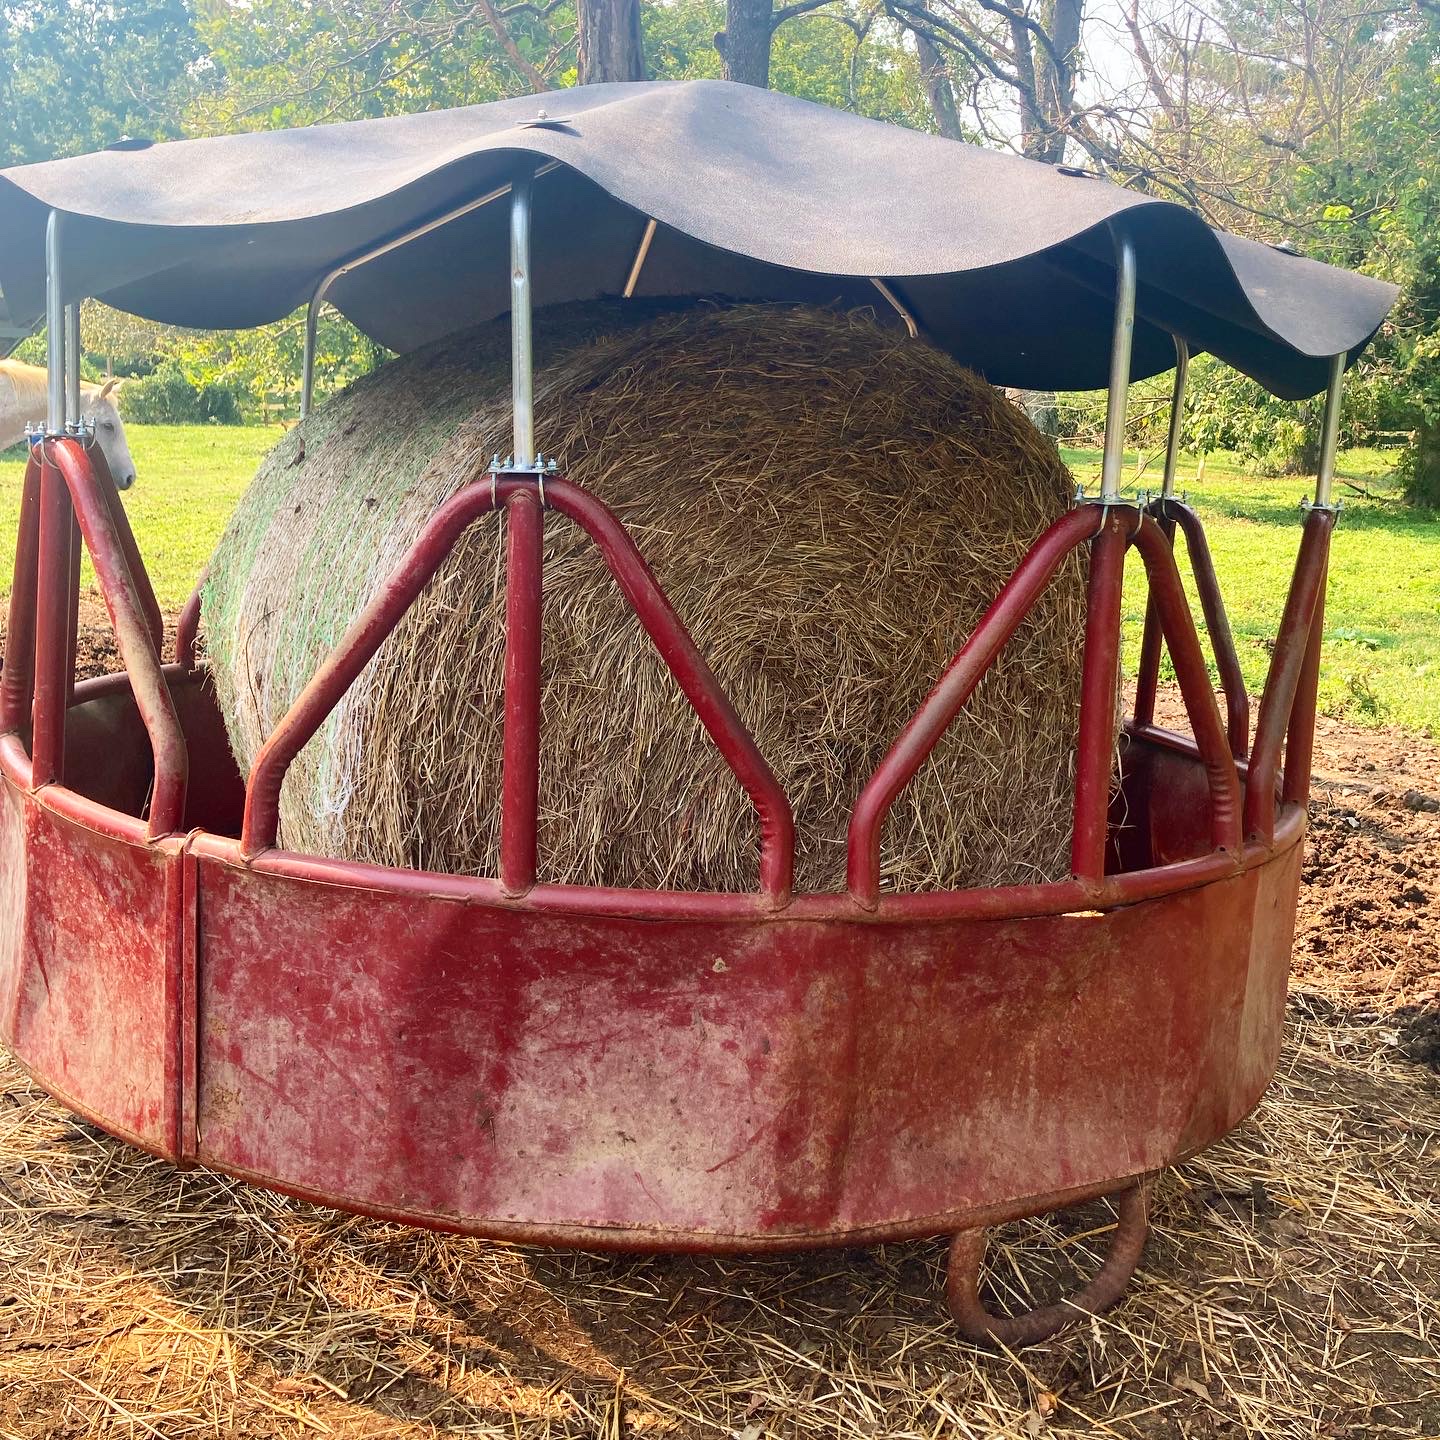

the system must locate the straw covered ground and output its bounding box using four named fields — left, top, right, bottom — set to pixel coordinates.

left=201, top=301, right=1086, bottom=893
